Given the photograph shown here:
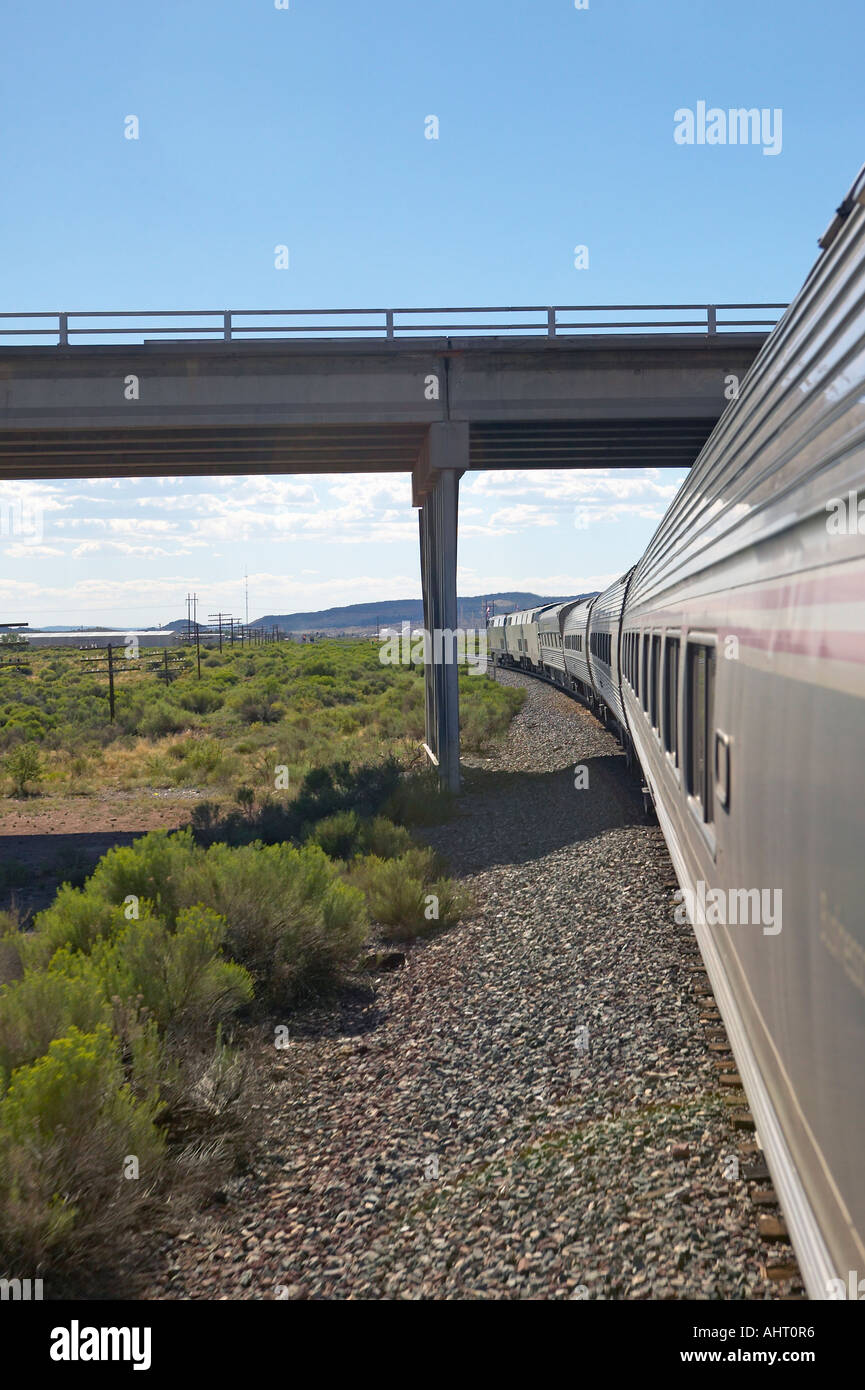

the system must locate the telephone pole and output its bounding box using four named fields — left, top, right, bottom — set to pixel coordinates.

left=208, top=612, right=232, bottom=654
